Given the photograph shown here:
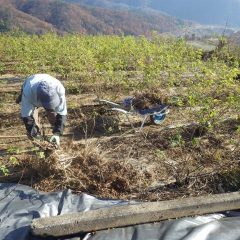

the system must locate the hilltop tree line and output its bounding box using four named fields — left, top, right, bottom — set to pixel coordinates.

left=0, top=6, right=12, bottom=32
left=0, top=0, right=183, bottom=35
